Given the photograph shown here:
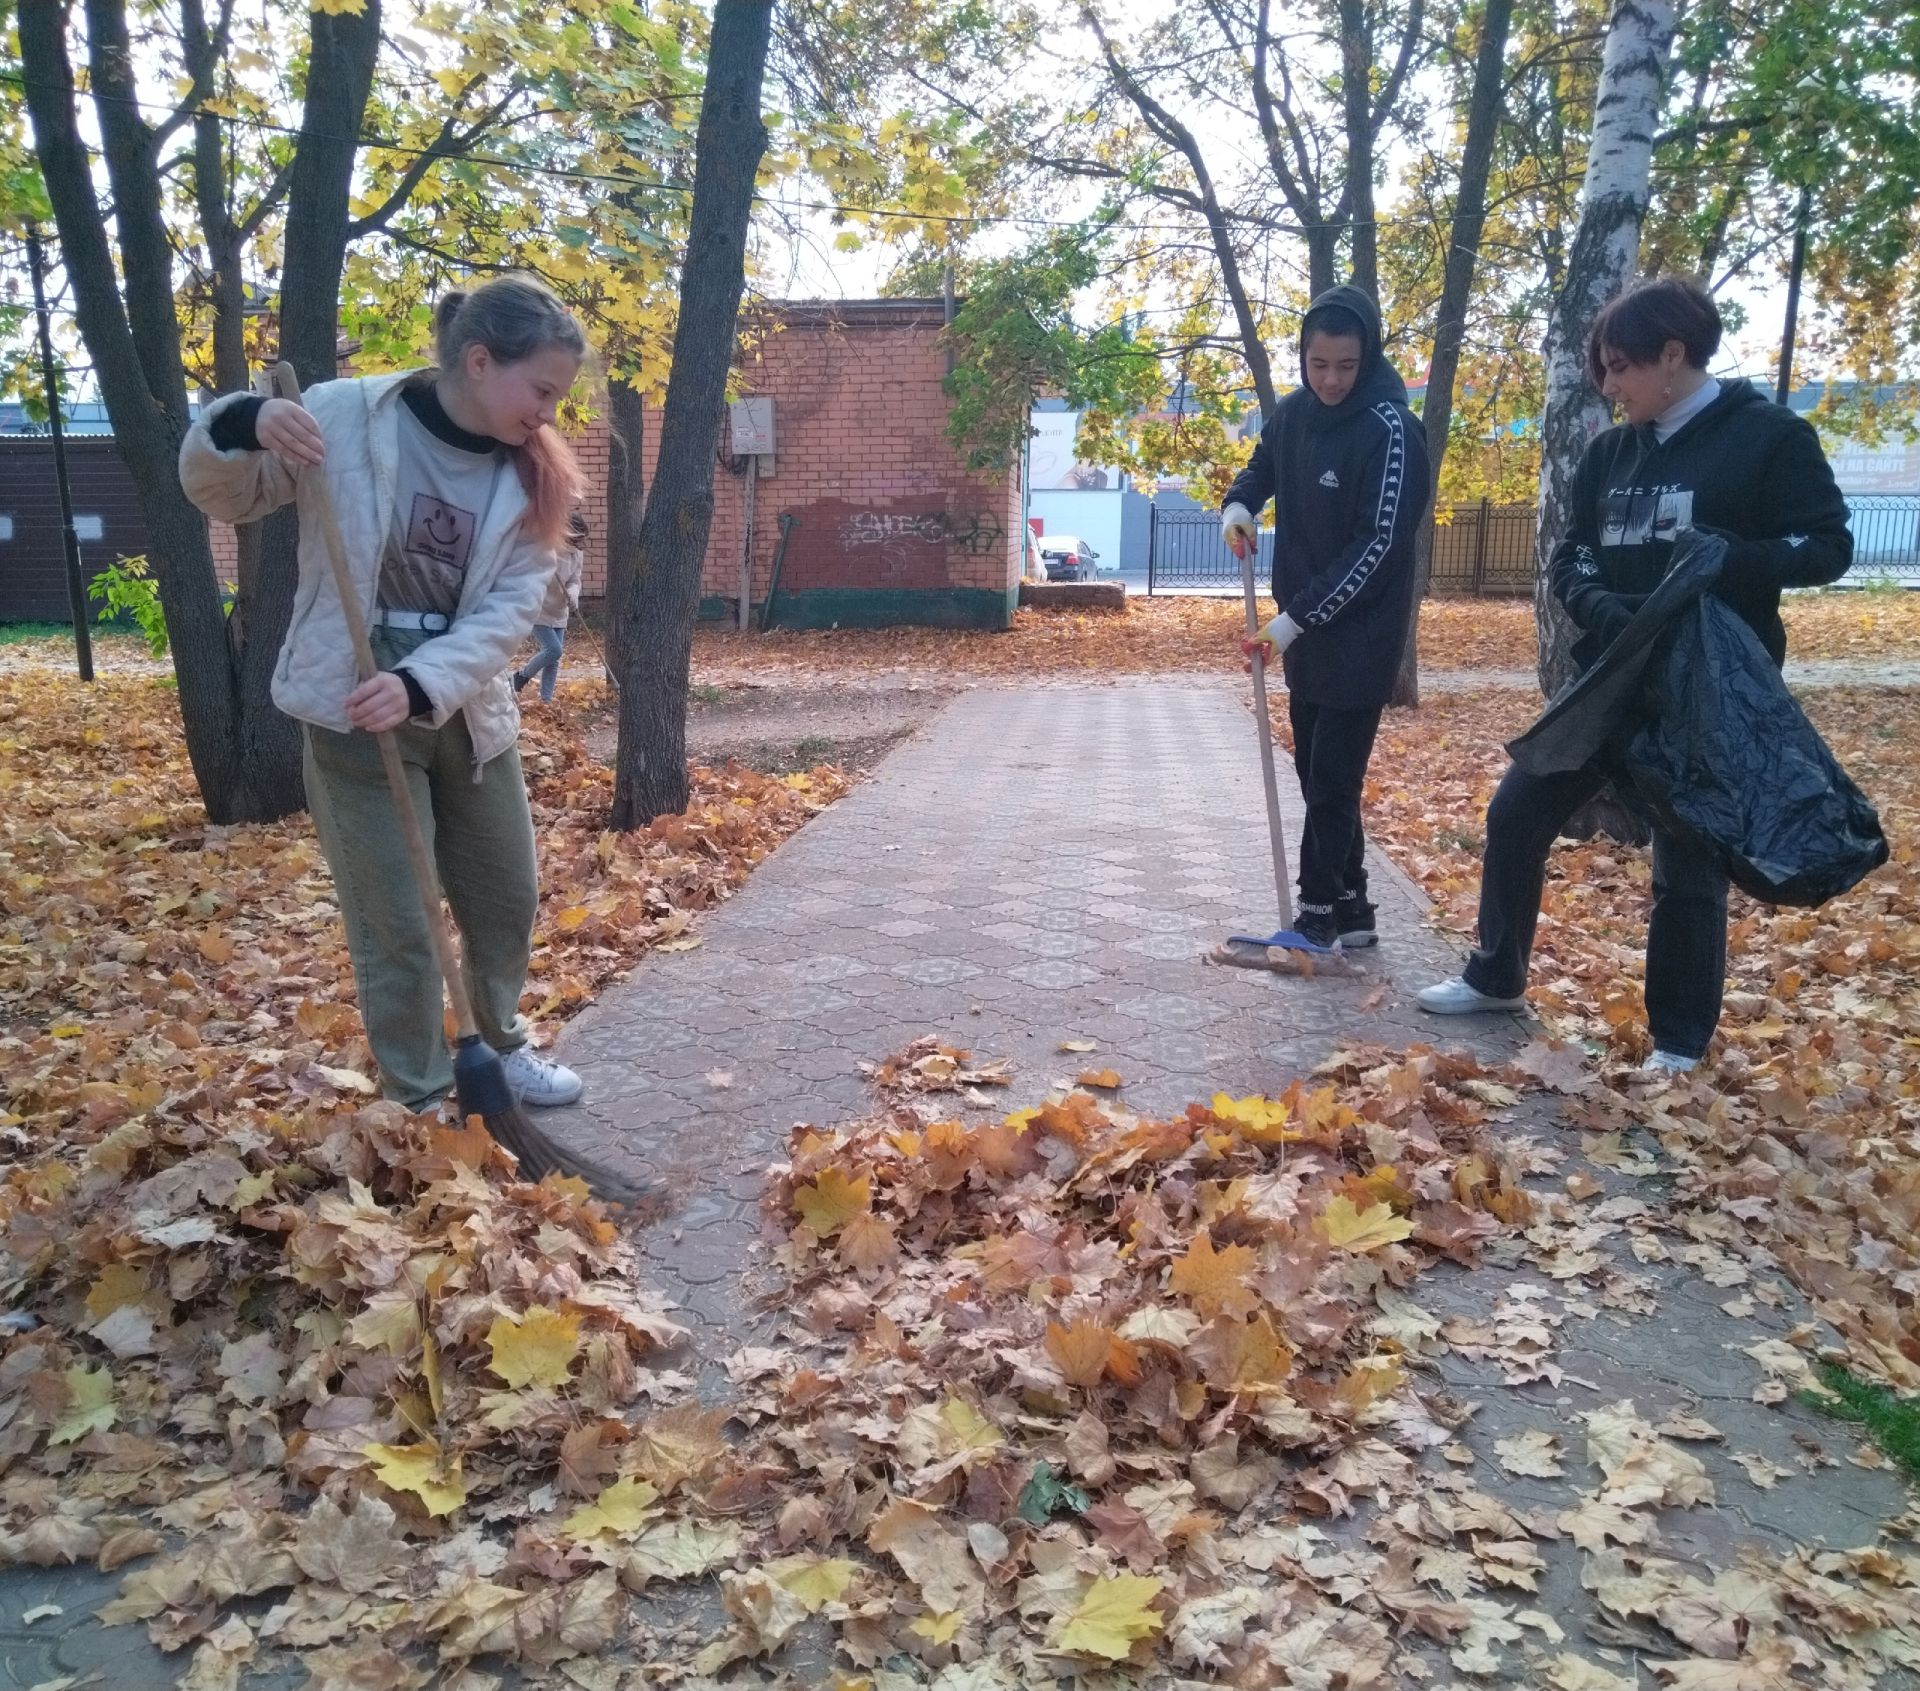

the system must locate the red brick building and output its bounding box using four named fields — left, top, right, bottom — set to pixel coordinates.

left=581, top=298, right=1024, bottom=630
